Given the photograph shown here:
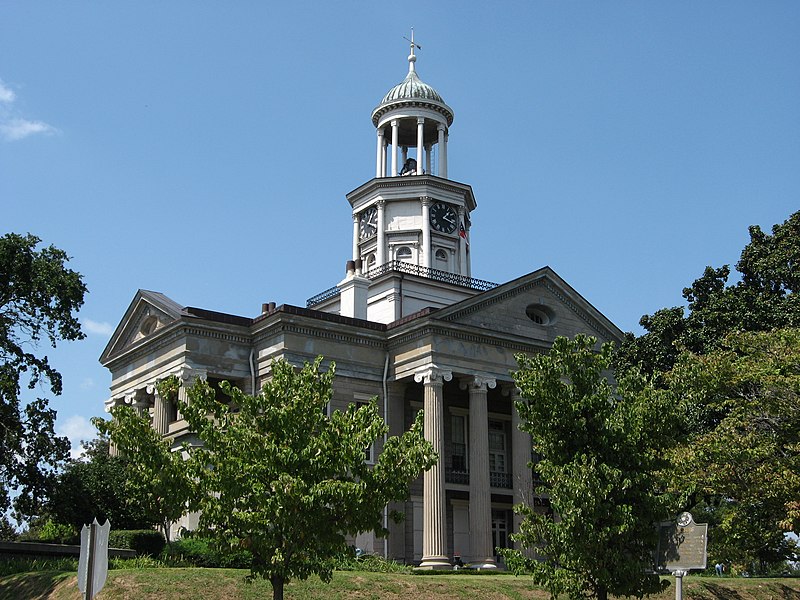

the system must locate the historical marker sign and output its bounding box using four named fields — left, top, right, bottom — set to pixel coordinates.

left=78, top=519, right=110, bottom=599
left=654, top=512, right=708, bottom=573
